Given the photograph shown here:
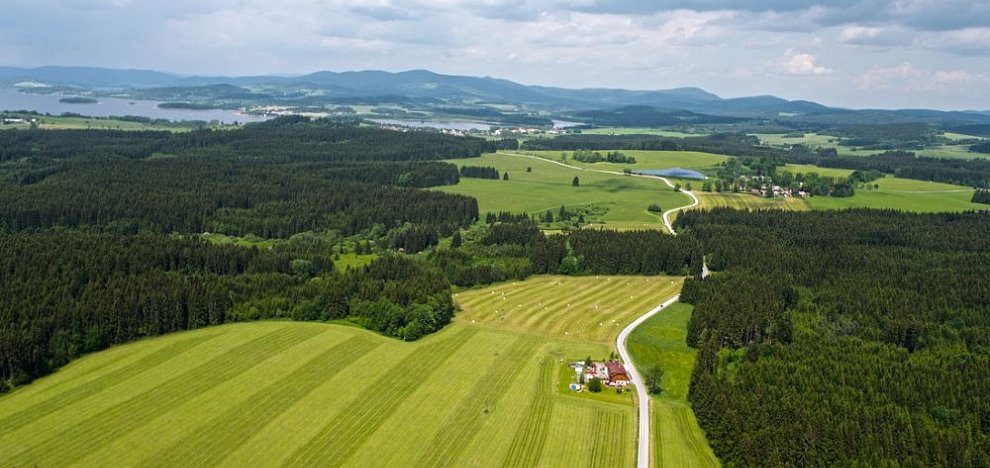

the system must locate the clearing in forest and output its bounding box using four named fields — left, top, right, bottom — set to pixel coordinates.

left=454, top=275, right=685, bottom=344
